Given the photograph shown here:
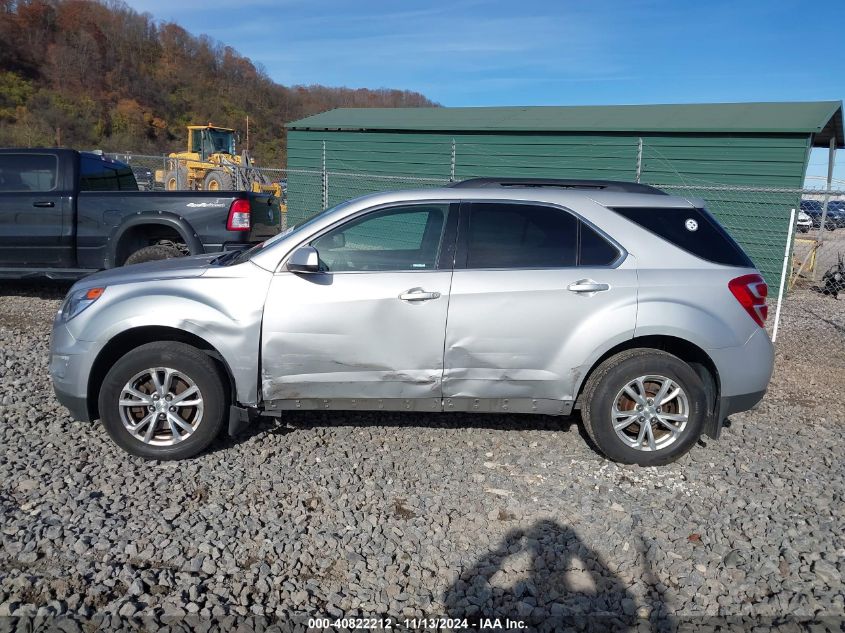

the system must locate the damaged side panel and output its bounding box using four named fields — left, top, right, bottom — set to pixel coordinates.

left=443, top=266, right=638, bottom=403
left=261, top=270, right=452, bottom=402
